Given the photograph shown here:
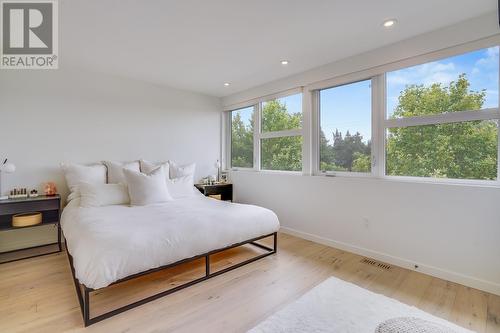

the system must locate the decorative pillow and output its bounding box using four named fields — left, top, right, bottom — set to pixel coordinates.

left=103, top=161, right=140, bottom=184
left=79, top=182, right=130, bottom=207
left=169, top=161, right=196, bottom=179
left=166, top=175, right=196, bottom=199
left=60, top=163, right=107, bottom=201
left=123, top=167, right=173, bottom=206
left=140, top=160, right=169, bottom=177
left=375, top=317, right=458, bottom=333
